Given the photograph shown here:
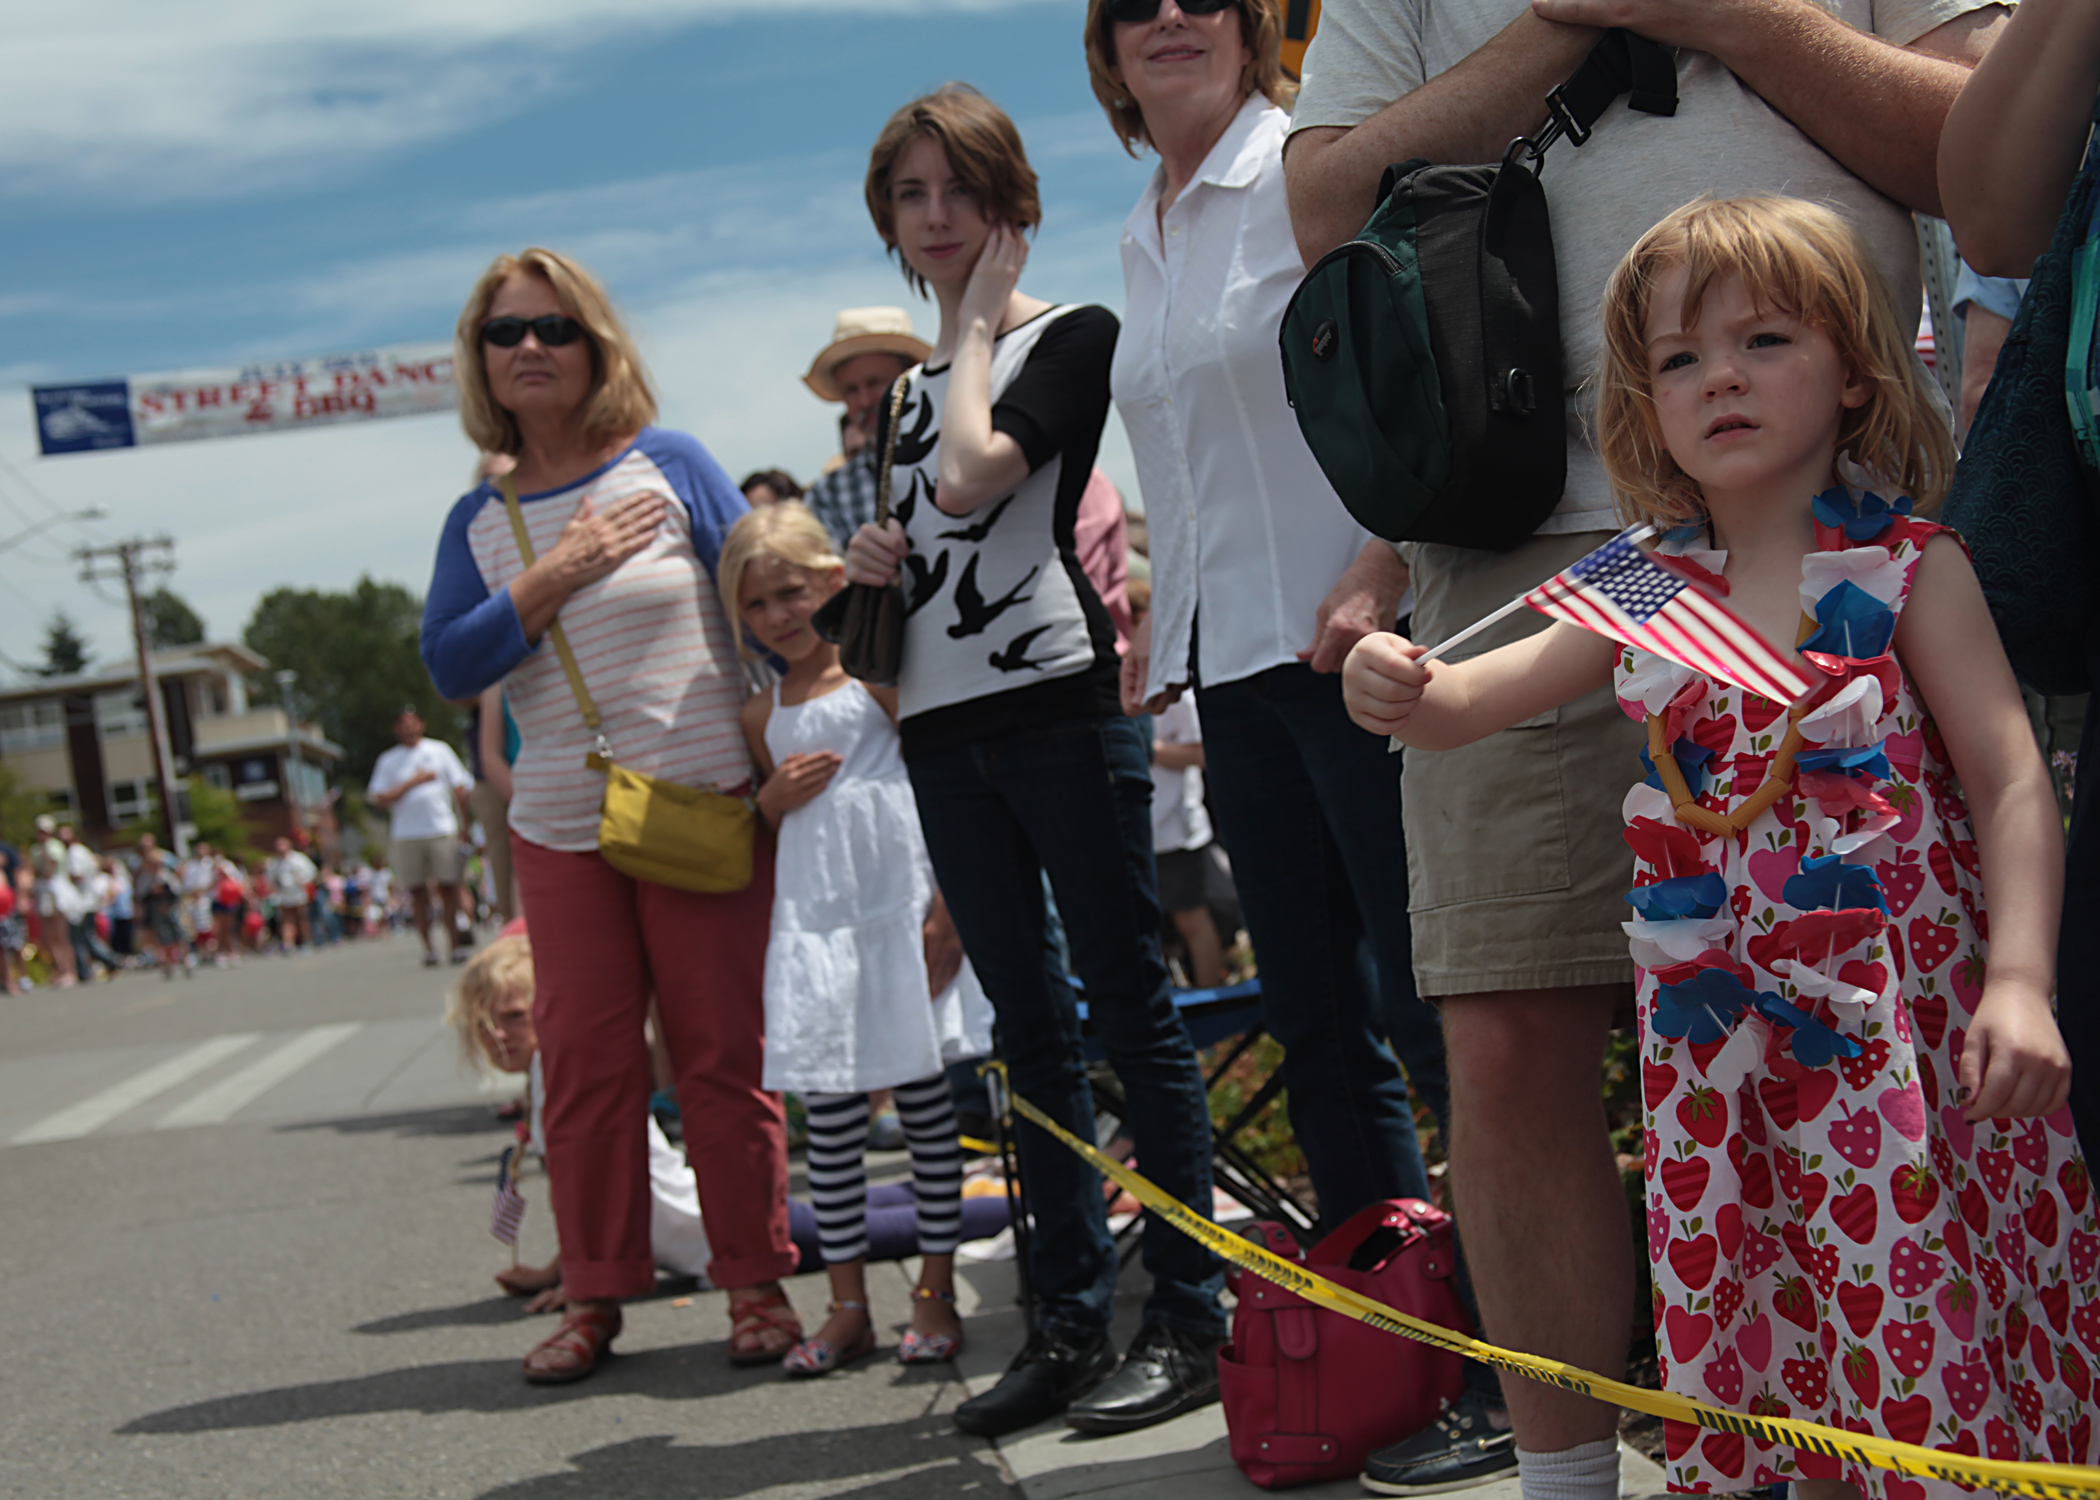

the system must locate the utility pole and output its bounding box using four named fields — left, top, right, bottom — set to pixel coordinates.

left=75, top=536, right=187, bottom=859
